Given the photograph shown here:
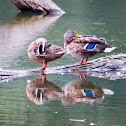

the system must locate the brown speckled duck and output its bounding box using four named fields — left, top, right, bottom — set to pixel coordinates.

left=28, top=38, right=64, bottom=69
left=63, top=30, right=116, bottom=64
